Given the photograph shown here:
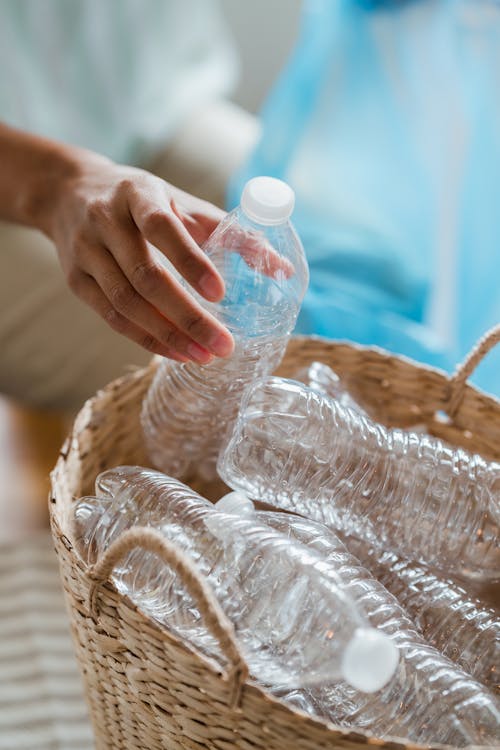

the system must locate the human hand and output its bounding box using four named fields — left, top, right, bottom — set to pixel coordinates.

left=45, top=155, right=235, bottom=363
